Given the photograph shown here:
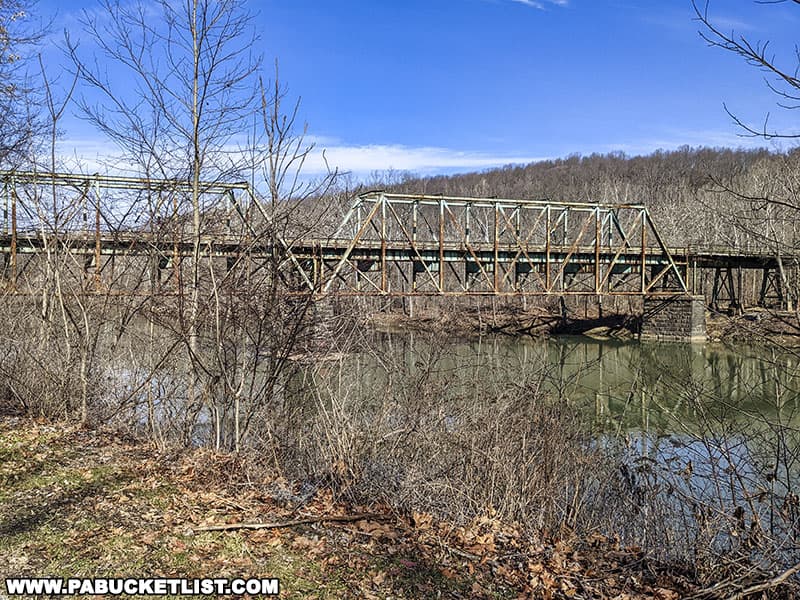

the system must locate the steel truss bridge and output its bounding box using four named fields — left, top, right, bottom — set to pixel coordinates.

left=0, top=170, right=791, bottom=305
